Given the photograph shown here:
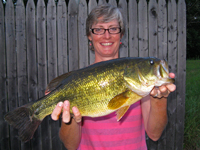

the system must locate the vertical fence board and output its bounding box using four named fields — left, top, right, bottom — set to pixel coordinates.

left=147, top=1, right=158, bottom=149
left=98, top=0, right=107, bottom=5
left=78, top=0, right=89, bottom=68
left=157, top=1, right=168, bottom=149
left=34, top=0, right=46, bottom=149
left=16, top=0, right=26, bottom=112
left=128, top=0, right=138, bottom=57
left=138, top=0, right=148, bottom=57
left=118, top=0, right=128, bottom=57
left=176, top=0, right=186, bottom=149
left=148, top=0, right=158, bottom=57
left=57, top=0, right=68, bottom=75
left=88, top=0, right=97, bottom=64
left=56, top=1, right=66, bottom=143
left=166, top=0, right=177, bottom=150
left=47, top=0, right=58, bottom=149
left=5, top=0, right=19, bottom=149
left=47, top=0, right=57, bottom=82
left=68, top=0, right=79, bottom=71
left=26, top=0, right=39, bottom=149
left=16, top=0, right=31, bottom=149
left=108, top=0, right=117, bottom=6
left=0, top=1, right=9, bottom=150
left=157, top=1, right=168, bottom=148
left=88, top=0, right=97, bottom=18
left=26, top=0, right=37, bottom=102
left=37, top=0, right=47, bottom=97
left=157, top=0, right=167, bottom=60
